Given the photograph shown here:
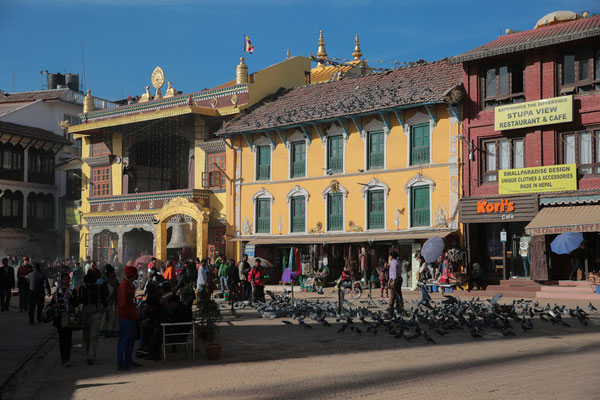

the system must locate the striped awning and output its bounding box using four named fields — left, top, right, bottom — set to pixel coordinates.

left=525, top=205, right=600, bottom=235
